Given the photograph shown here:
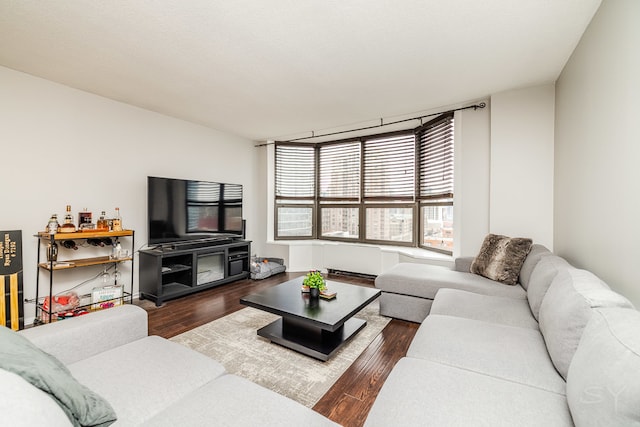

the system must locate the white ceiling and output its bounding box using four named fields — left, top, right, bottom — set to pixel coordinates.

left=0, top=1, right=601, bottom=142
